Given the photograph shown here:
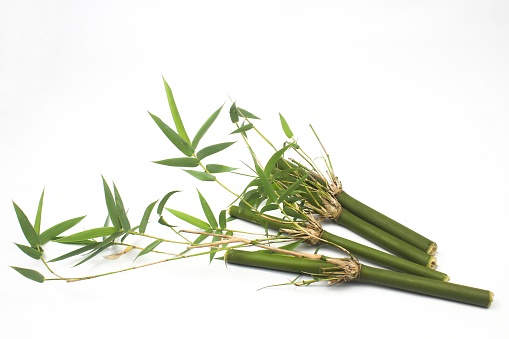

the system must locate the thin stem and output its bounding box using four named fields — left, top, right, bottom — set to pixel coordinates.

left=127, top=231, right=189, bottom=245
left=113, top=242, right=177, bottom=256
left=41, top=257, right=66, bottom=279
